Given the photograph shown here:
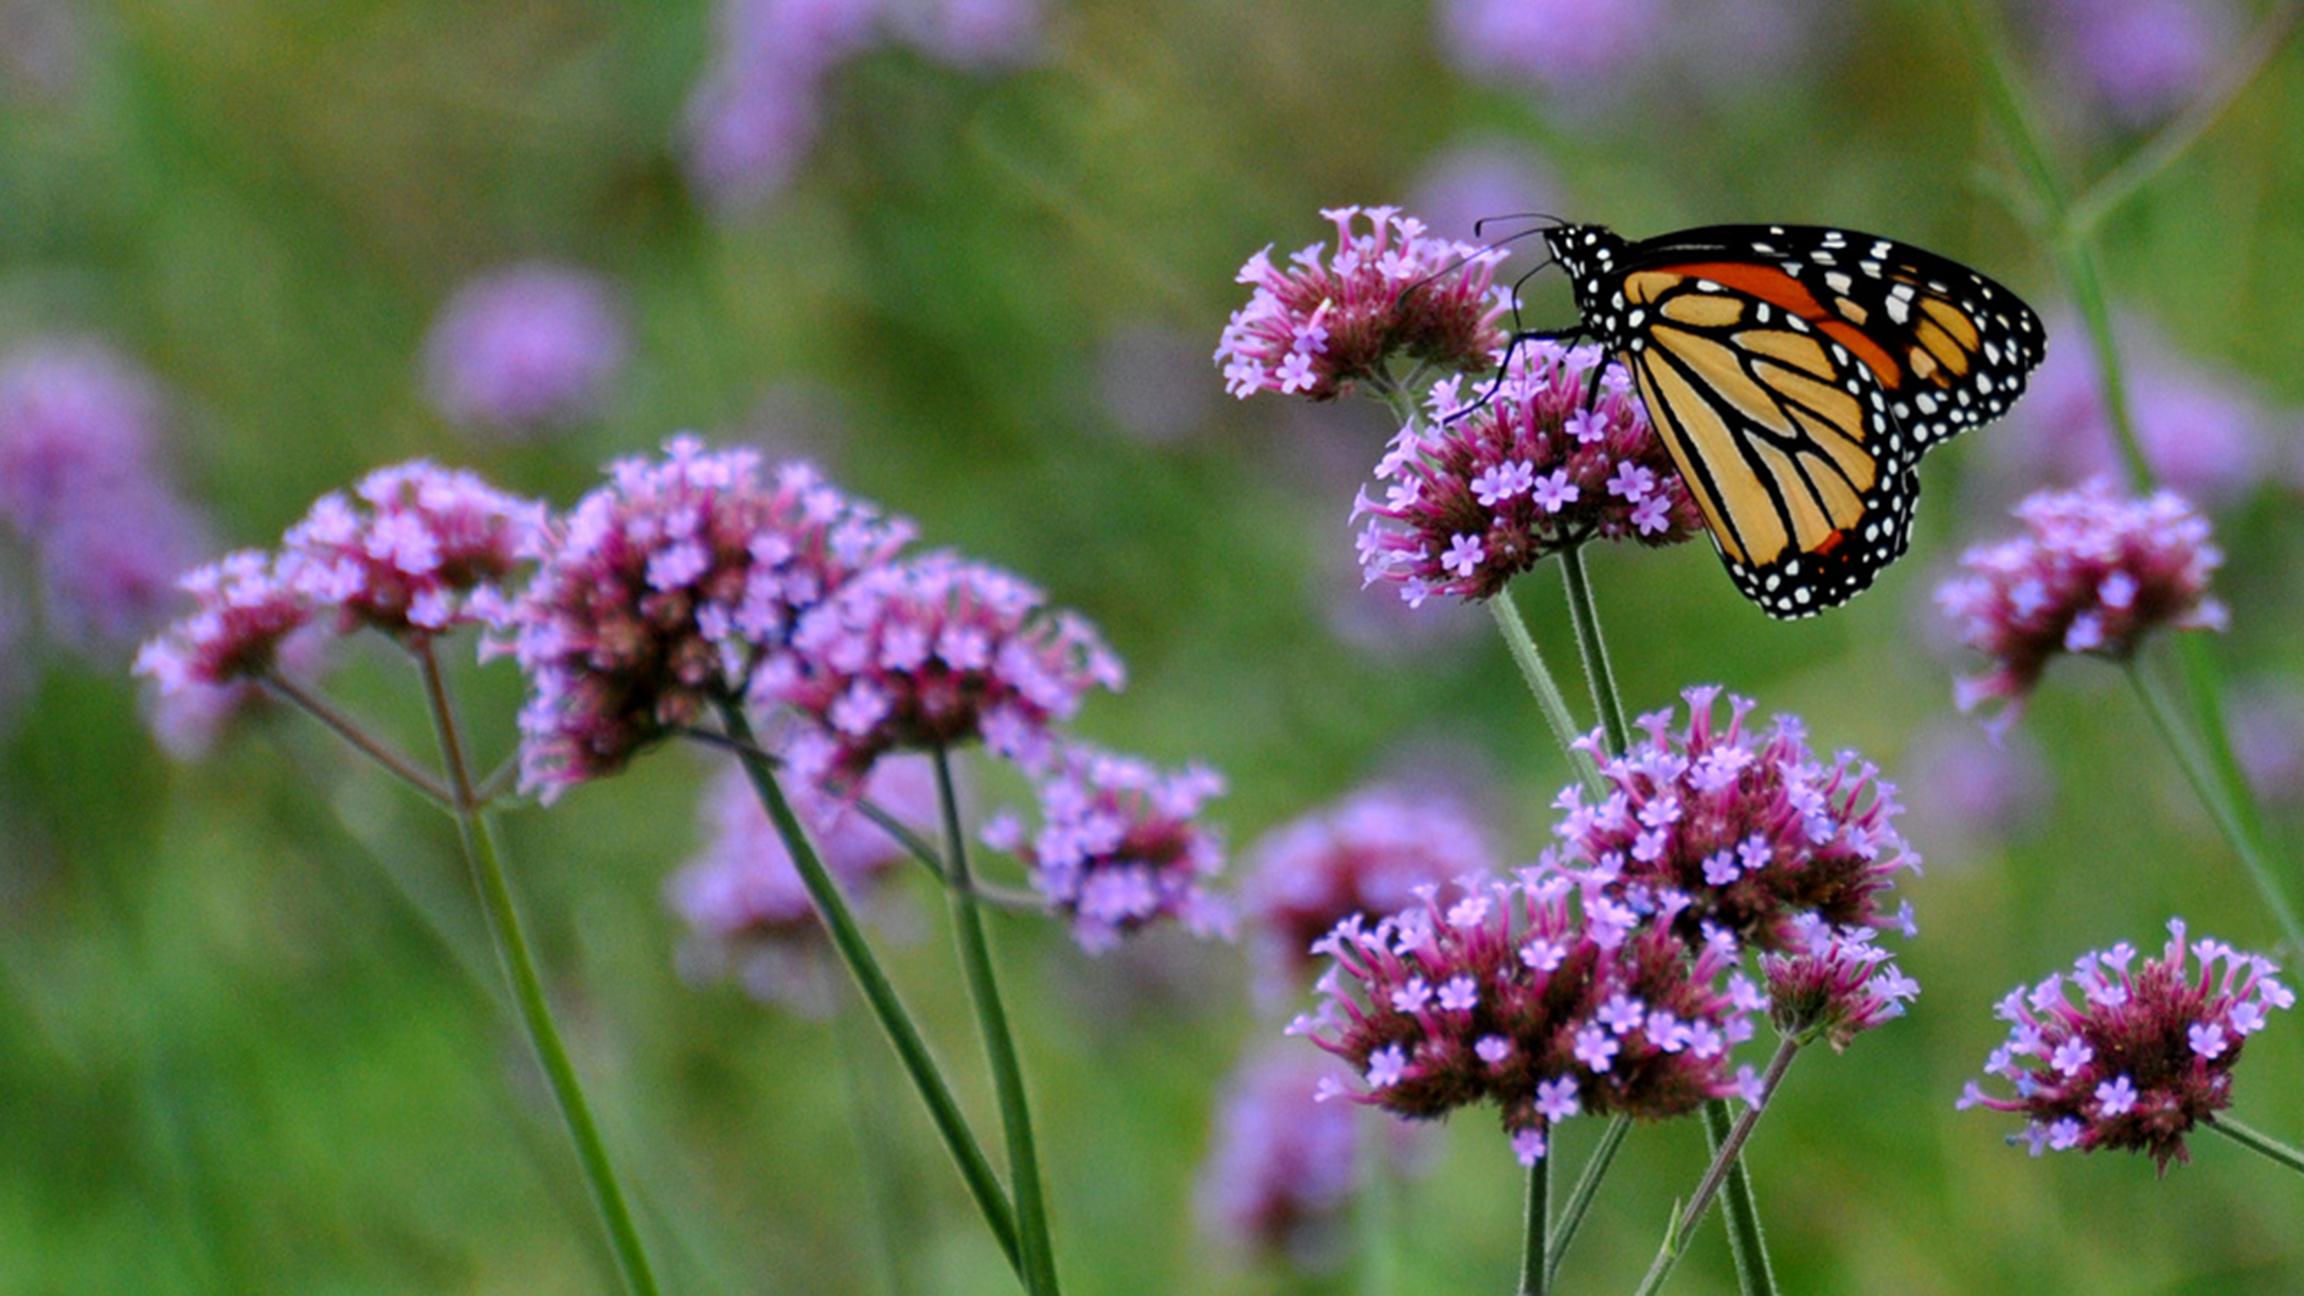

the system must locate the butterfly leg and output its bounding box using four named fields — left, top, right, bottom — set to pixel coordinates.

left=1448, top=327, right=1585, bottom=424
